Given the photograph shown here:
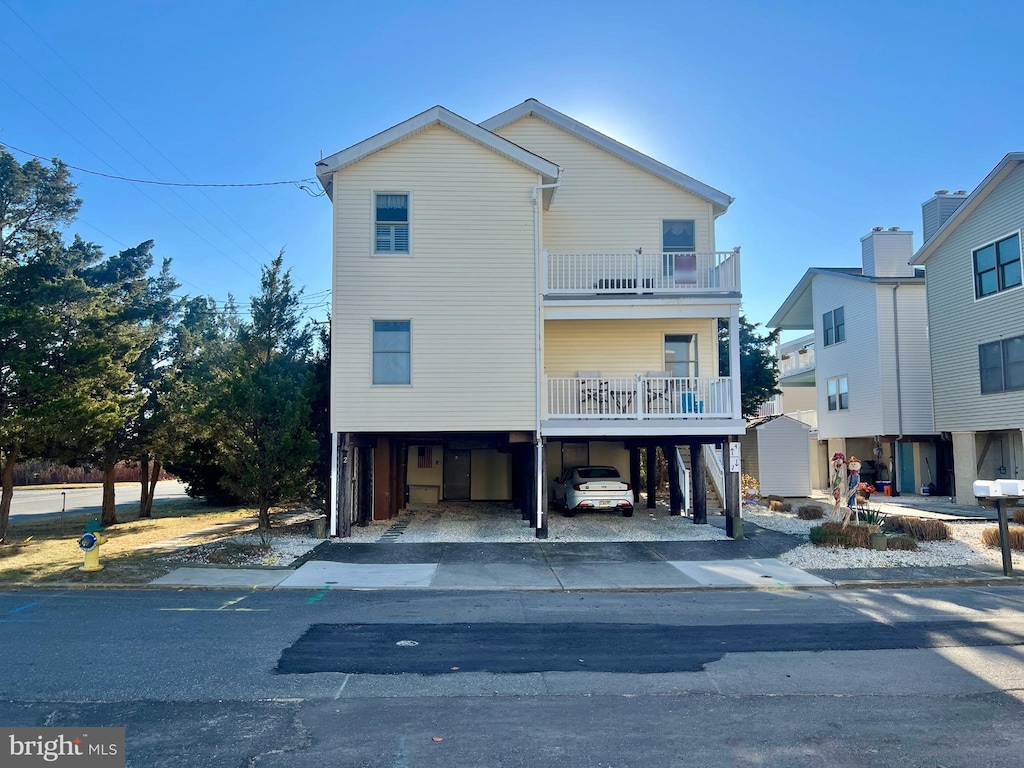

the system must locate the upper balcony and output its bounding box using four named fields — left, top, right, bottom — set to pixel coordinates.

left=777, top=335, right=815, bottom=386
left=544, top=249, right=741, bottom=297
